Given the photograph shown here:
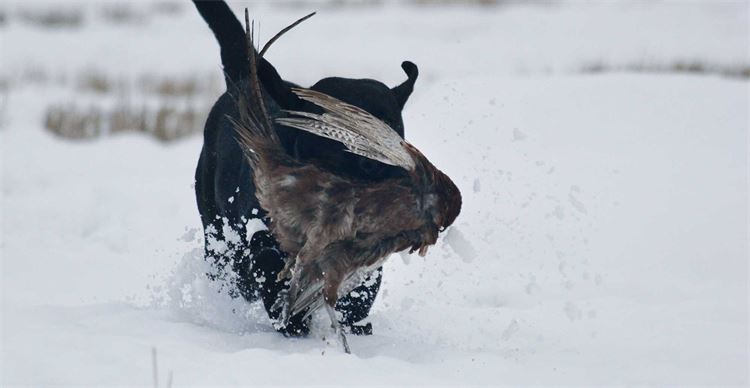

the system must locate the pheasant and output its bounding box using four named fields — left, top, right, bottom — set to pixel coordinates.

left=233, top=20, right=462, bottom=353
